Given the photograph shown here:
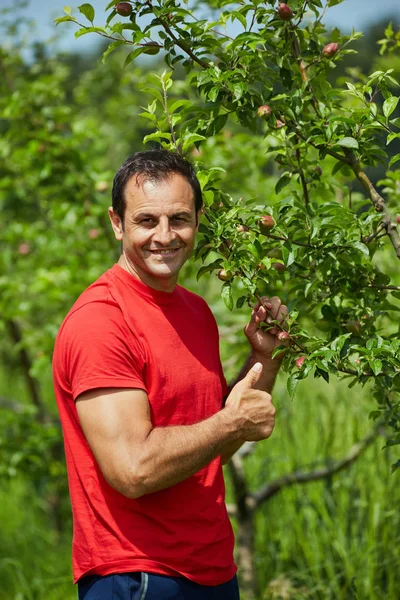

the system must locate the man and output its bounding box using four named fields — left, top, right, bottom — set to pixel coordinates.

left=53, top=149, right=287, bottom=600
